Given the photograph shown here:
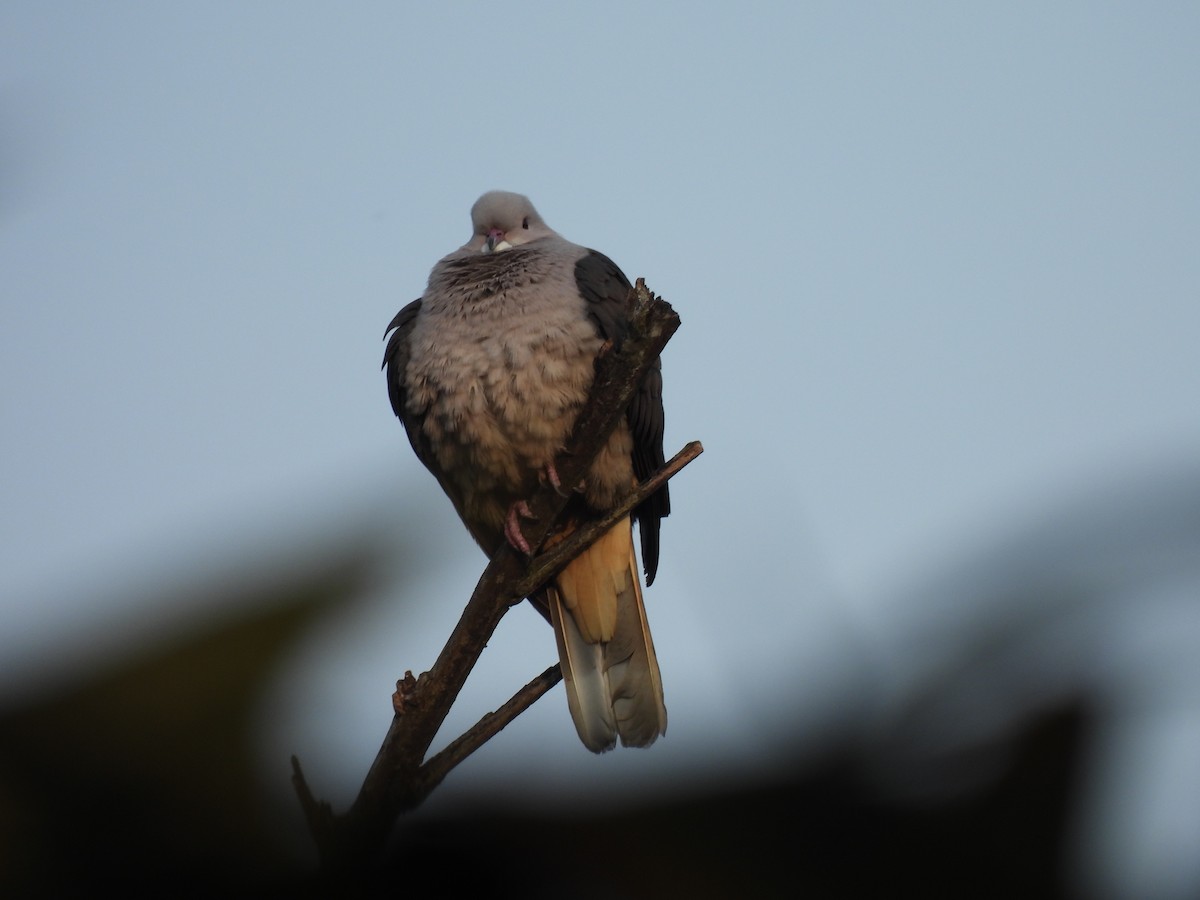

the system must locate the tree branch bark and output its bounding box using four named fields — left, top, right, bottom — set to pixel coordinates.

left=291, top=280, right=701, bottom=873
